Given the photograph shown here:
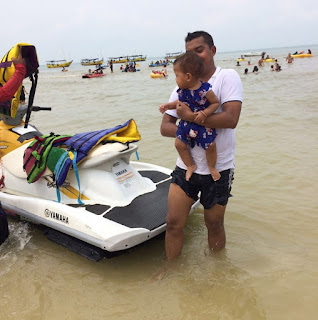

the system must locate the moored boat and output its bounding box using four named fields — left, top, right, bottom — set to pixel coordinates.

left=81, top=58, right=104, bottom=66
left=128, top=54, right=146, bottom=62
left=46, top=60, right=73, bottom=68
left=164, top=52, right=183, bottom=60
left=242, top=52, right=263, bottom=57
left=108, top=56, right=129, bottom=64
